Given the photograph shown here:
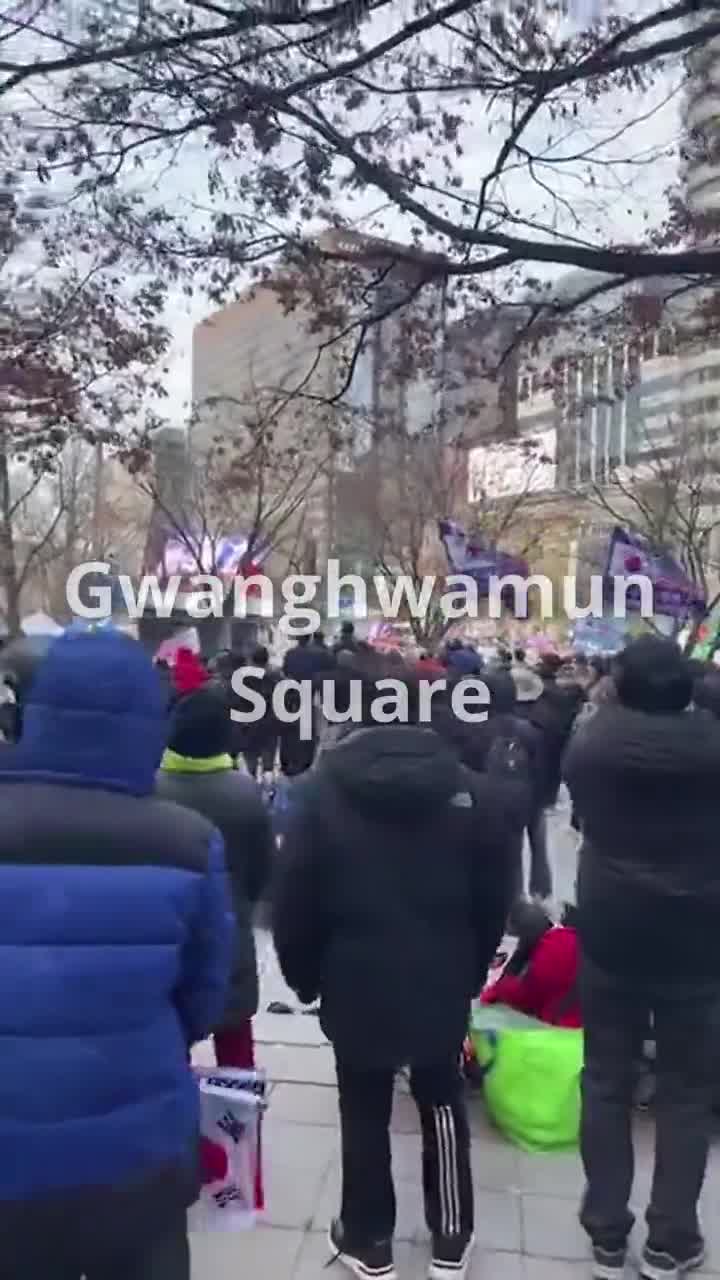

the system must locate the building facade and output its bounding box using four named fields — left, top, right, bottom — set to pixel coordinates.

left=192, top=229, right=451, bottom=577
